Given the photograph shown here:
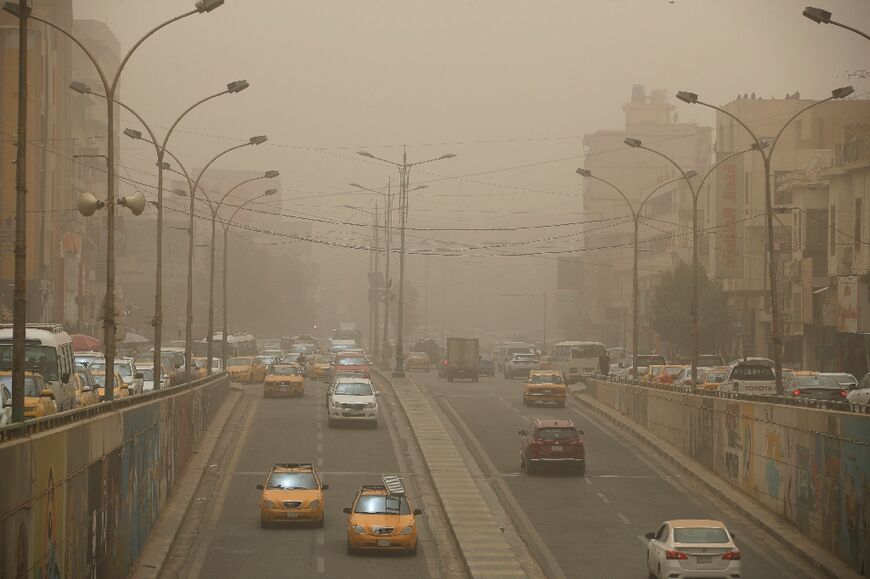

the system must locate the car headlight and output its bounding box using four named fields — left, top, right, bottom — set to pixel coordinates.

left=264, top=499, right=276, bottom=509
left=352, top=525, right=366, bottom=535
left=308, top=499, right=321, bottom=509
left=399, top=525, right=414, bottom=535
